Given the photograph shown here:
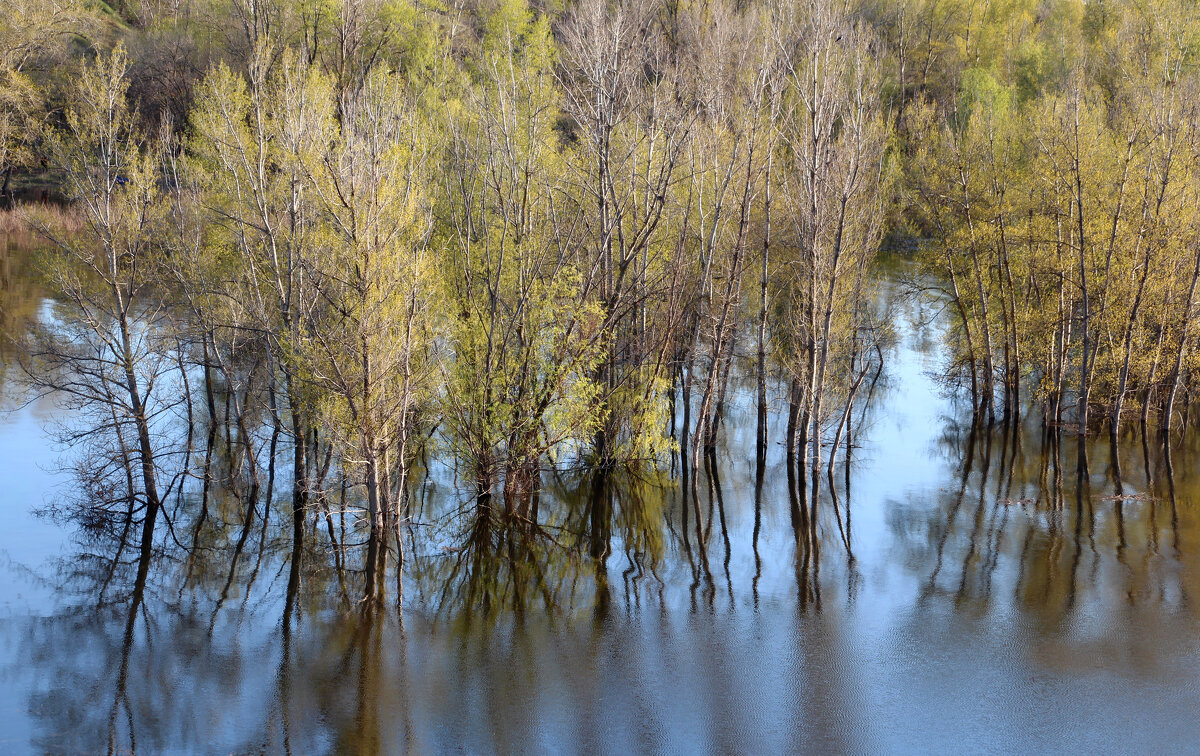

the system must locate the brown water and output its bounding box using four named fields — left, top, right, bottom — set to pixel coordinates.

left=2, top=241, right=1200, bottom=754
